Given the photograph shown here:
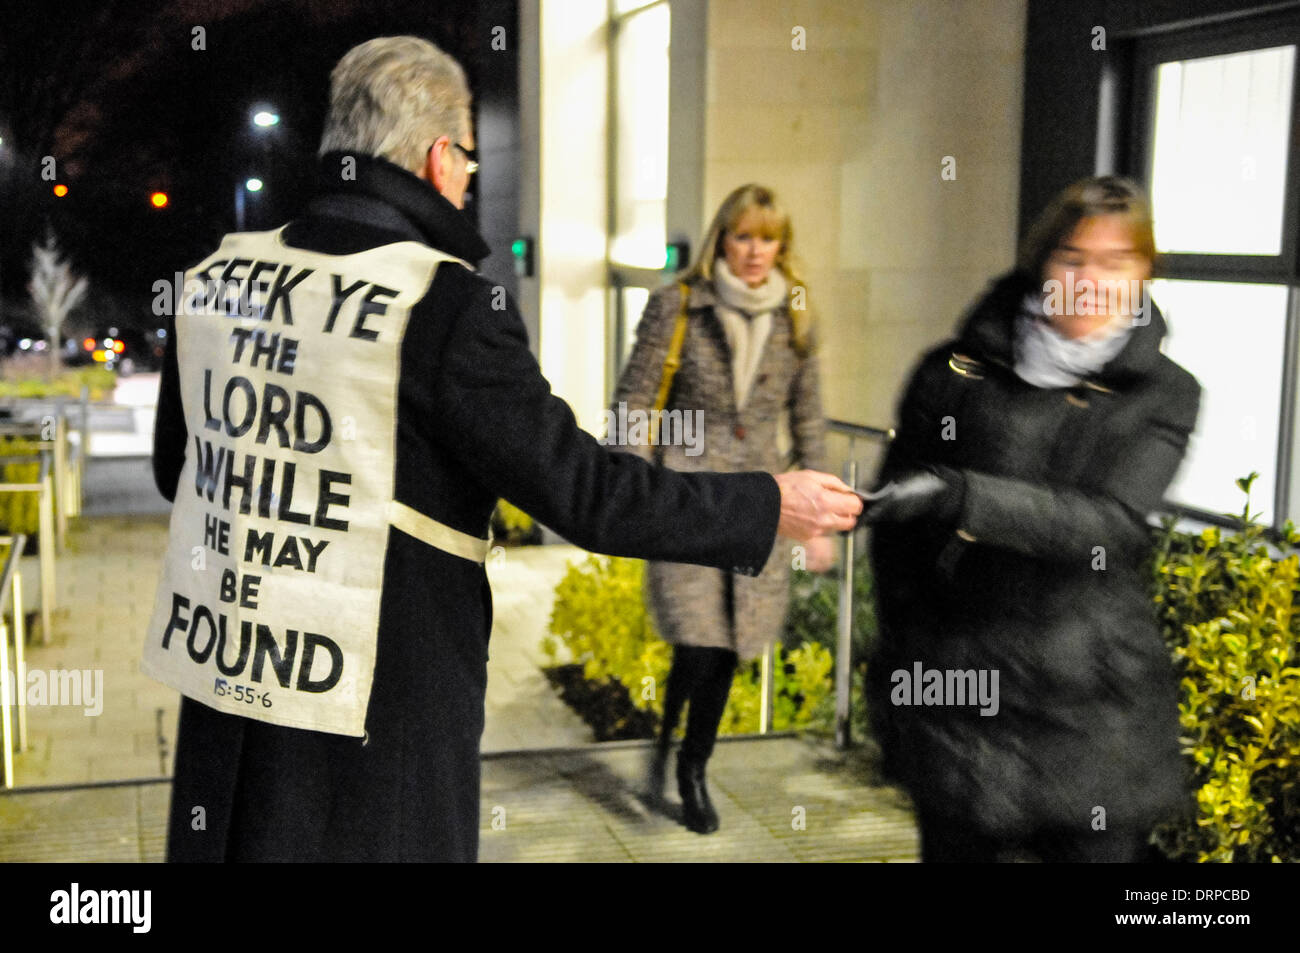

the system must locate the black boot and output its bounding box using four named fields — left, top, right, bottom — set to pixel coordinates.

left=646, top=733, right=671, bottom=802
left=677, top=753, right=720, bottom=834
